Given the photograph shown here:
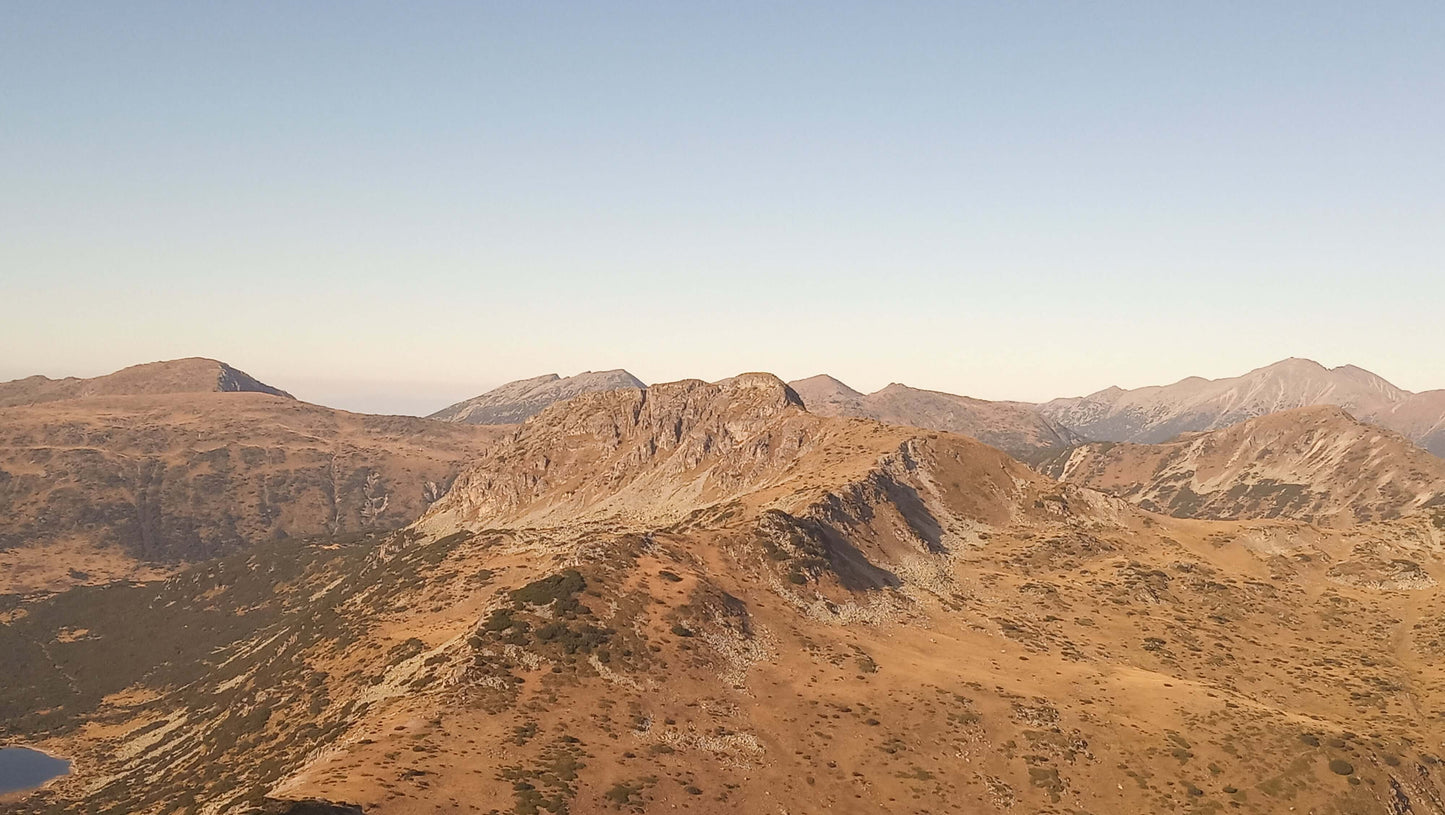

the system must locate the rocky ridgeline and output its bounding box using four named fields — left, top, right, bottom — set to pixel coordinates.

left=789, top=374, right=1082, bottom=464
left=1040, top=357, right=1445, bottom=456
left=427, top=369, right=646, bottom=425
left=422, top=373, right=822, bottom=529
